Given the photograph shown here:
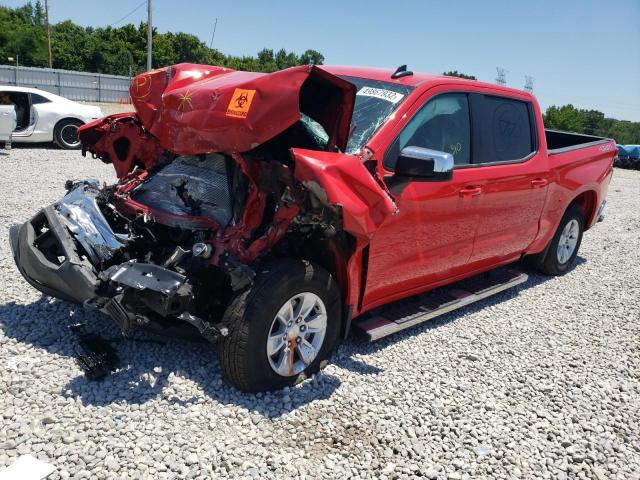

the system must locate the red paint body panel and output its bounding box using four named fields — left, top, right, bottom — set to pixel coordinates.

left=346, top=75, right=615, bottom=315
left=127, top=63, right=355, bottom=156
